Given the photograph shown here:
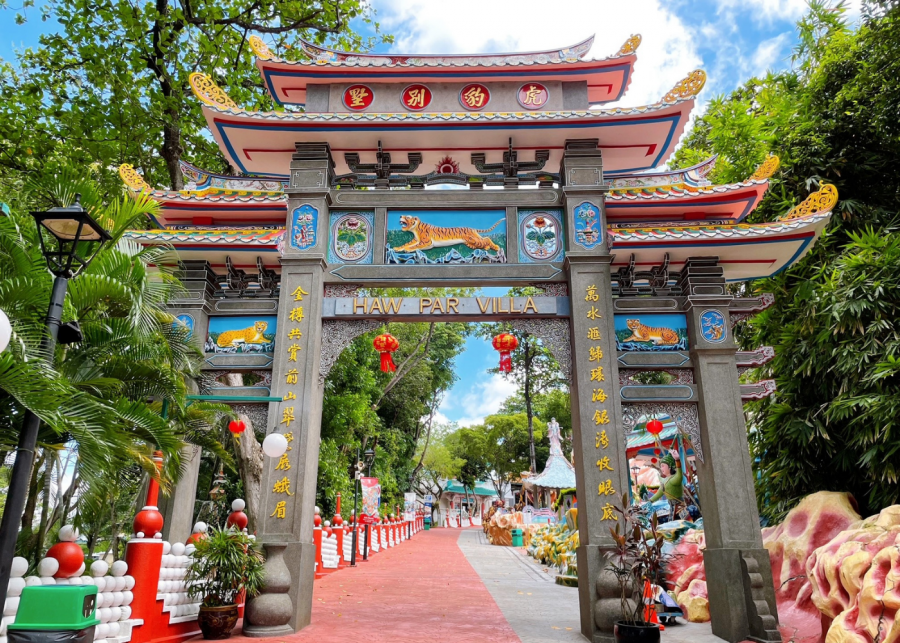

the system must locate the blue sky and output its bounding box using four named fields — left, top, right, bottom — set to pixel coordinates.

left=0, top=0, right=861, bottom=427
